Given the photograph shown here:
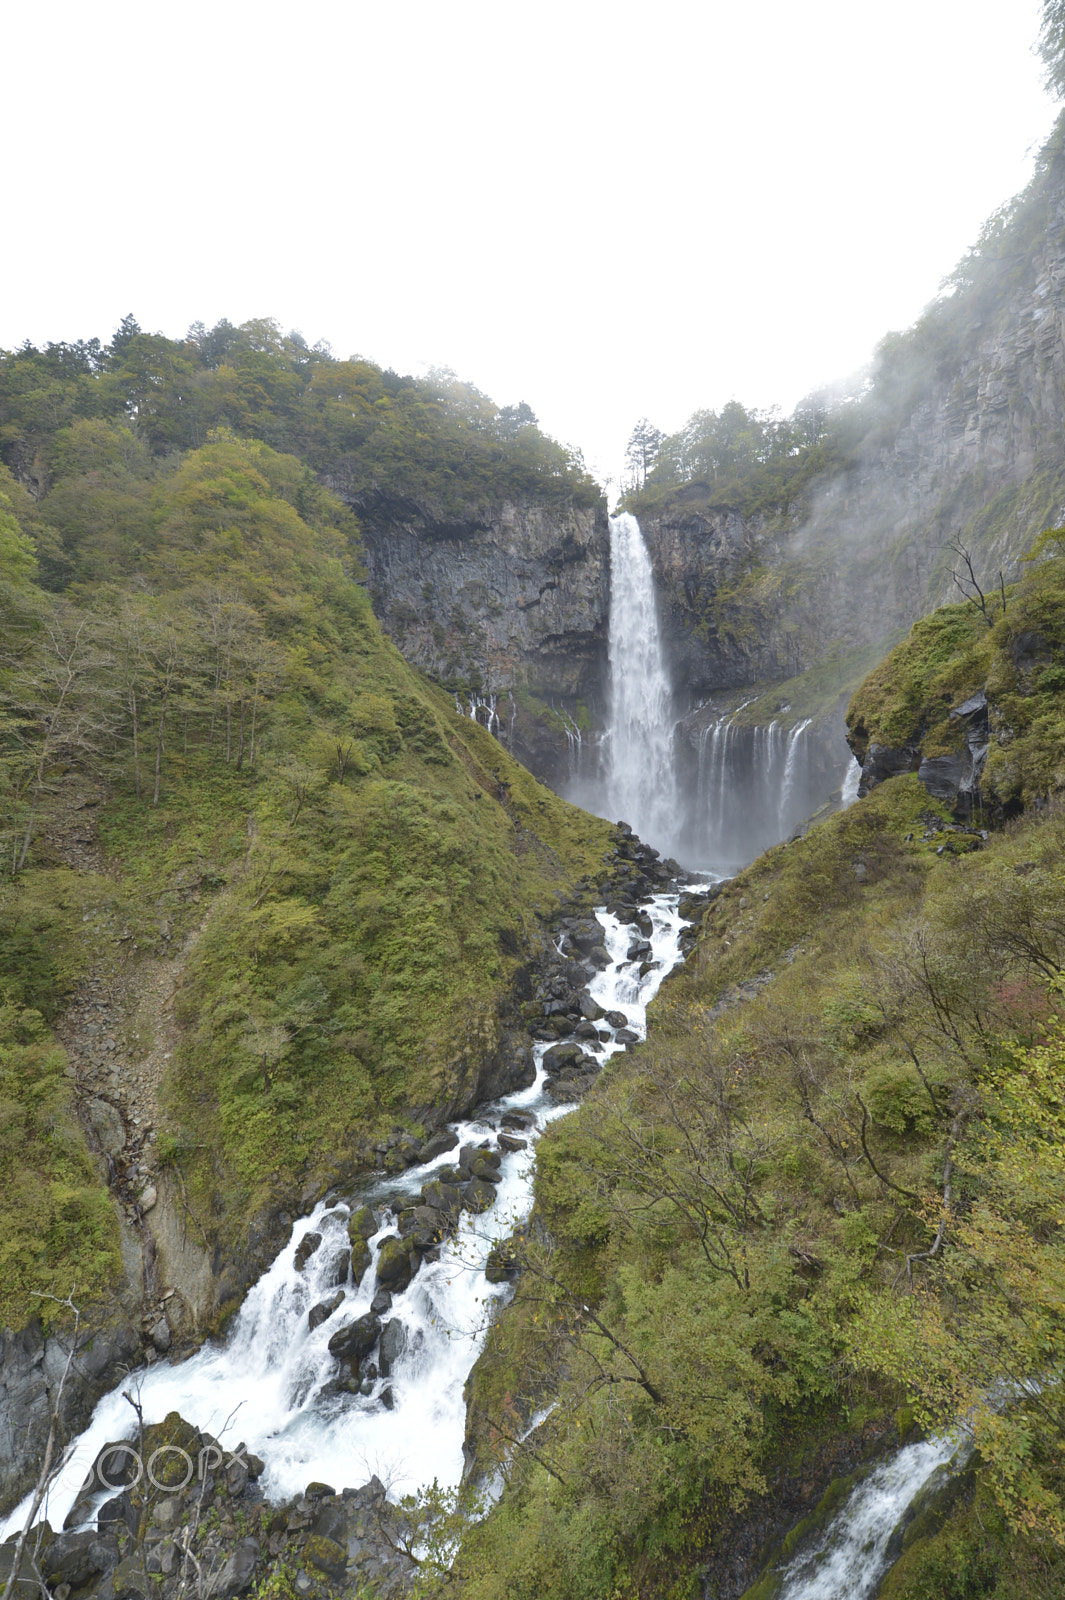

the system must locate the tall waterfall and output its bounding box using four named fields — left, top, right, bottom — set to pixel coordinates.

left=605, top=514, right=679, bottom=849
